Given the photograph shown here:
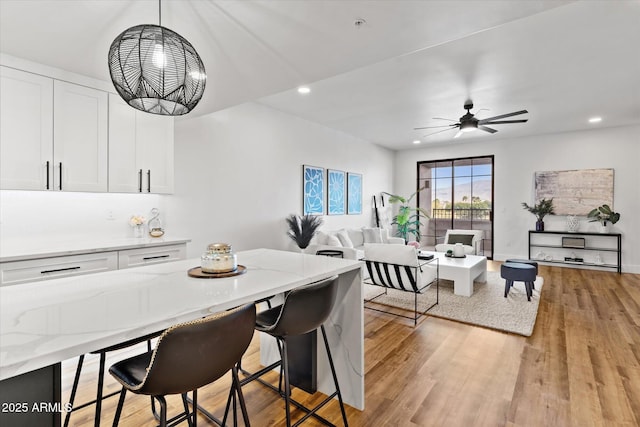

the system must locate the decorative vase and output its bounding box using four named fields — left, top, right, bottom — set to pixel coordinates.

left=599, top=222, right=609, bottom=234
left=133, top=224, right=144, bottom=238
left=535, top=220, right=544, bottom=231
left=566, top=215, right=579, bottom=232
left=453, top=243, right=465, bottom=257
